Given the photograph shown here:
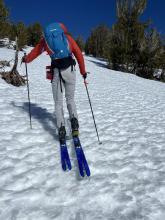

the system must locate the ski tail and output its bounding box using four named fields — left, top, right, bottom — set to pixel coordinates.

left=60, top=144, right=72, bottom=171
left=73, top=136, right=91, bottom=177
